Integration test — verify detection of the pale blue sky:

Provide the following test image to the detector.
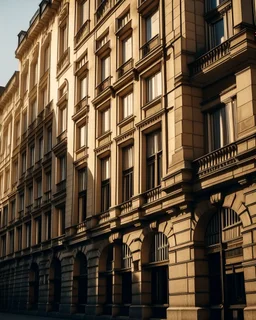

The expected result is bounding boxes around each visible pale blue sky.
[0,1,41,86]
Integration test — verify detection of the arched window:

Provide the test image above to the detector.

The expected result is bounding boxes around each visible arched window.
[142,232,169,319]
[73,252,88,313]
[205,208,246,319]
[49,258,61,312]
[28,263,39,310]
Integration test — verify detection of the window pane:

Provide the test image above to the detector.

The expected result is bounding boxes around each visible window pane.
[102,158,110,180]
[102,56,110,81]
[146,10,159,41]
[102,108,110,133]
[79,124,86,148]
[122,36,132,63]
[212,19,224,47]
[123,92,133,118]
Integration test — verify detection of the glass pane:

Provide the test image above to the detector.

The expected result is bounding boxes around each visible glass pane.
[212,19,224,47]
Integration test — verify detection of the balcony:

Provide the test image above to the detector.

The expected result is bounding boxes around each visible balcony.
[96,0,115,22]
[141,35,160,58]
[57,48,70,75]
[75,21,90,46]
[120,200,133,215]
[26,204,33,215]
[98,211,110,225]
[73,96,88,121]
[96,77,111,96]
[117,58,134,78]
[56,179,66,193]
[34,196,43,210]
[43,190,52,204]
[143,186,162,204]
[189,28,256,85]
[194,143,238,178]
[76,221,87,233]
[56,130,67,145]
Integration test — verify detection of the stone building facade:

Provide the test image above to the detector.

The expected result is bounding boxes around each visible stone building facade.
[0,0,256,319]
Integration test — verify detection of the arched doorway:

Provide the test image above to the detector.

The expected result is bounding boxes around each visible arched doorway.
[73,252,88,313]
[49,258,61,312]
[205,208,246,319]
[28,263,39,309]
[98,242,133,316]
[142,232,169,318]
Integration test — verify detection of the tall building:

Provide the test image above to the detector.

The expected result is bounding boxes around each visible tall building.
[0,0,256,319]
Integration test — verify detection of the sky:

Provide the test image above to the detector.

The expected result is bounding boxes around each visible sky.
[0,1,41,87]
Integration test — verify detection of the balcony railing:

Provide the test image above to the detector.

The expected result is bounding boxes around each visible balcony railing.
[141,35,160,57]
[120,200,132,215]
[96,0,115,21]
[44,190,52,203]
[98,211,110,224]
[117,58,134,78]
[143,186,162,204]
[96,76,111,95]
[190,40,231,76]
[56,179,66,193]
[34,196,42,209]
[74,96,88,115]
[75,20,90,45]
[57,48,70,74]
[77,221,87,233]
[194,143,238,177]
[56,130,67,144]
[26,204,33,215]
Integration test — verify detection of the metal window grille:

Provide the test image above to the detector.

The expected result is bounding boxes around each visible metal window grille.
[151,233,169,262]
[122,244,132,269]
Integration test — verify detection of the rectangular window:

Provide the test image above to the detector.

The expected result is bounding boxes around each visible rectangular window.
[30,99,37,123]
[45,211,51,240]
[19,193,24,213]
[77,0,89,30]
[122,36,132,64]
[78,124,87,149]
[29,145,35,167]
[13,161,18,184]
[78,76,87,101]
[17,226,22,251]
[59,155,66,181]
[42,86,48,109]
[9,230,14,254]
[101,56,110,82]
[31,61,38,87]
[207,99,236,152]
[59,107,67,133]
[43,45,50,73]
[147,71,162,102]
[146,130,162,190]
[59,22,68,57]
[78,168,87,222]
[101,108,110,134]
[35,216,42,245]
[3,206,8,227]
[23,111,27,133]
[11,200,16,221]
[28,186,33,205]
[101,157,110,212]
[21,152,26,173]
[26,222,31,248]
[123,146,133,201]
[1,235,6,257]
[210,19,224,47]
[146,10,159,42]
[47,127,52,152]
[118,11,130,30]
[38,137,44,159]
[15,120,20,146]
[207,0,225,11]
[58,207,65,236]
[122,92,133,119]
